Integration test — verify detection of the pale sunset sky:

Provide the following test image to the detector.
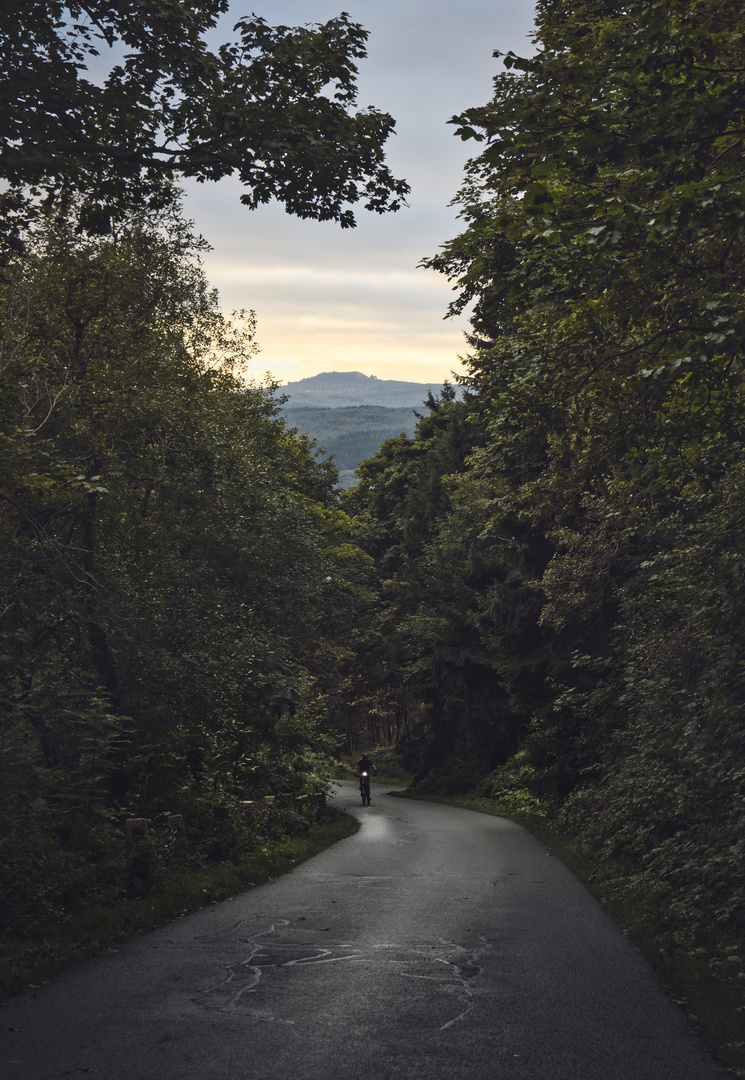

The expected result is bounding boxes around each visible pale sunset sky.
[181,1,537,386]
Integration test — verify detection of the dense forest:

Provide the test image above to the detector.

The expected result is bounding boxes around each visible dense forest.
[281,376,453,487]
[341,0,745,1020]
[0,1,405,931]
[284,405,420,487]
[2,0,744,1038]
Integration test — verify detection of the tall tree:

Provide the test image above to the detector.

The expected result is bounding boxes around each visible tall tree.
[340,389,538,786]
[0,207,356,927]
[419,0,745,984]
[424,0,745,741]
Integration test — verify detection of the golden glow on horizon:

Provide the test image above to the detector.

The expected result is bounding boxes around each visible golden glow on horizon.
[209,258,471,385]
[252,314,468,384]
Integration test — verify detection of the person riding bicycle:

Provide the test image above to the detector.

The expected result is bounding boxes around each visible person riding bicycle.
[354,752,377,804]
[355,752,377,778]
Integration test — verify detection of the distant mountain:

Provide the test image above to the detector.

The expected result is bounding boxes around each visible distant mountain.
[280,370,447,410]
[279,372,459,488]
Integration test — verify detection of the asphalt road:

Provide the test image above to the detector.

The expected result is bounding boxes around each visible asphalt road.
[1,782,727,1080]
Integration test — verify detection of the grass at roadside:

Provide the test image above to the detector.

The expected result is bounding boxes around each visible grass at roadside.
[0,808,358,1003]
[395,789,745,1075]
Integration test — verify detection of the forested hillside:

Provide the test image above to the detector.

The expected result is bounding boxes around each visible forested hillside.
[281,375,453,488]
[339,0,745,1040]
[0,1,405,934]
[284,406,419,487]
[281,371,446,409]
[0,209,363,927]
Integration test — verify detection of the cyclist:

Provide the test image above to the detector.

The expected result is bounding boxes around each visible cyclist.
[354,752,377,804]
[355,751,377,777]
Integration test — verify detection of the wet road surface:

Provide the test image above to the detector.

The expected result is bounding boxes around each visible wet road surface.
[0,782,727,1079]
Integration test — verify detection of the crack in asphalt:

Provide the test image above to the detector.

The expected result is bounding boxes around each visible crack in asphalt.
[194,920,492,1035]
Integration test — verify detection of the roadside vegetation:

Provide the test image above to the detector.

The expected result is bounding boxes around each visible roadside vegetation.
[0,0,398,983]
[0,809,357,1002]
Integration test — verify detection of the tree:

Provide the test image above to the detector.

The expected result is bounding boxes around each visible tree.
[0,206,359,927]
[418,0,745,989]
[0,2,408,232]
[339,389,537,786]
[424,0,745,737]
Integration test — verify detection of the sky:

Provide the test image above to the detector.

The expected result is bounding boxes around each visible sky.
[180,1,537,386]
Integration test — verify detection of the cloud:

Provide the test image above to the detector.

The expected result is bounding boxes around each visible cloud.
[184,1,536,382]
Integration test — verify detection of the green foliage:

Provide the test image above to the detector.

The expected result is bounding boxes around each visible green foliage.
[478,751,550,818]
[339,387,534,780]
[0,2,408,232]
[284,406,419,476]
[1,808,358,1001]
[407,0,745,1018]
[0,205,358,930]
[344,0,745,1038]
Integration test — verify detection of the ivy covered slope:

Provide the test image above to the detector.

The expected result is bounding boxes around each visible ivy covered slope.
[346,0,745,1011]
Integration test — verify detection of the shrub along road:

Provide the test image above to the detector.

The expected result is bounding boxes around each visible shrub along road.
[0,784,726,1079]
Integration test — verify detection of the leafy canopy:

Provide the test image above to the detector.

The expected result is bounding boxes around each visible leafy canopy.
[0,1,409,230]
[411,0,745,1014]
[0,205,362,926]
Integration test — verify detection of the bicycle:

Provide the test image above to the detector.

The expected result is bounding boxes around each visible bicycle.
[359,770,371,806]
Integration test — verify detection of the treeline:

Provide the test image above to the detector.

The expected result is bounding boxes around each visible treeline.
[341,0,745,1002]
[286,406,419,473]
[0,1,416,938]
[0,210,365,928]
[0,2,410,933]
[4,1,745,1017]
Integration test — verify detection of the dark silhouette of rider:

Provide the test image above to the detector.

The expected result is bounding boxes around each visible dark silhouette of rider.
[355,751,377,777]
[355,752,377,804]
